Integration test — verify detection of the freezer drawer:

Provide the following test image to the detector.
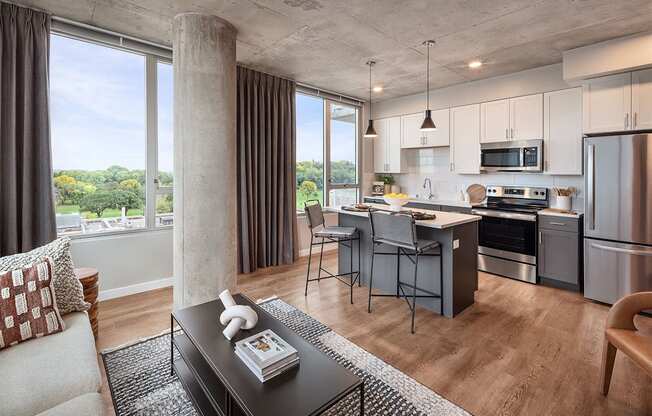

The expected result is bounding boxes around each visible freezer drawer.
[584,238,652,304]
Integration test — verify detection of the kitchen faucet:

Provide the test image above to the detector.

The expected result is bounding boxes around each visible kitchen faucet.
[422,177,434,200]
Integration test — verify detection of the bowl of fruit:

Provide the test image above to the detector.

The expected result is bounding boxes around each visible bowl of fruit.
[383,193,410,211]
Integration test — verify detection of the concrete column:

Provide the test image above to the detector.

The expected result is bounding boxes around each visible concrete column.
[173,13,237,308]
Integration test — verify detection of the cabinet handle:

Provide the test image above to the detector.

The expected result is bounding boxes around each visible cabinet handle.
[549,222,566,226]
[634,112,638,128]
[625,113,629,129]
[505,128,508,139]
[539,231,542,245]
[510,128,514,139]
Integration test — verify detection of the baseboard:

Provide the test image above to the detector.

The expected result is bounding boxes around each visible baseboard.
[298,243,337,258]
[99,277,173,301]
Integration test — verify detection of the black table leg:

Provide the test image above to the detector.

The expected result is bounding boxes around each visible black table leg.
[360,382,365,415]
[170,314,174,376]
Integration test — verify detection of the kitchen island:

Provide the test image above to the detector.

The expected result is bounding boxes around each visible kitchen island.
[325,204,480,318]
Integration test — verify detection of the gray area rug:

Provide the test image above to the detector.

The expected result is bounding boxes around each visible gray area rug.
[102,298,470,416]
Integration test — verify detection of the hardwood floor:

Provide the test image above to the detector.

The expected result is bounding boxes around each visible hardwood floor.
[97,252,652,416]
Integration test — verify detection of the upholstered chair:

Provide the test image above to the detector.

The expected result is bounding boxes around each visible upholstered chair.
[600,292,652,395]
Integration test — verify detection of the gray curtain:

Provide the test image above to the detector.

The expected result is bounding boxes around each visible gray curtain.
[237,67,298,273]
[0,2,56,256]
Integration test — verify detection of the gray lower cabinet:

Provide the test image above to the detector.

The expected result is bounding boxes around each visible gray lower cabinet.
[538,215,583,291]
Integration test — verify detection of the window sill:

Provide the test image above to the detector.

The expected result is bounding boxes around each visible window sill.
[63,225,173,241]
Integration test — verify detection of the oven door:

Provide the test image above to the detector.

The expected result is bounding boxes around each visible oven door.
[473,209,537,264]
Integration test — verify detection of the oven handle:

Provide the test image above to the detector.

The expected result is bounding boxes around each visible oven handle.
[471,209,537,222]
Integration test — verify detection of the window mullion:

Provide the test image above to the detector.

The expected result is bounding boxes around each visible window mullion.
[145,55,158,229]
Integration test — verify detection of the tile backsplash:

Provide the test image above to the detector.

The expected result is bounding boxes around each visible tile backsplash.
[390,147,584,211]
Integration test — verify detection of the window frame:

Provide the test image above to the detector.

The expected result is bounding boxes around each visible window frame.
[49,30,173,238]
[295,92,362,213]
[324,100,360,206]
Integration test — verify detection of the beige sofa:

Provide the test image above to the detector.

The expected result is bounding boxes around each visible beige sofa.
[0,311,104,416]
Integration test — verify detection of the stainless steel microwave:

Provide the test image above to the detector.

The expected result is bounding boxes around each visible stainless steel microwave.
[480,139,543,172]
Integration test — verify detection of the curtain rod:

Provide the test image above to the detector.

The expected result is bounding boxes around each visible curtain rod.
[51,15,366,104]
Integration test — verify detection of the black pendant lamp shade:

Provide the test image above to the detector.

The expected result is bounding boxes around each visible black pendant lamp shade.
[420,40,437,132]
[364,60,378,138]
[364,119,377,138]
[420,109,436,131]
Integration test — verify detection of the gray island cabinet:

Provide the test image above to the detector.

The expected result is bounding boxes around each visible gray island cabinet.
[325,204,480,318]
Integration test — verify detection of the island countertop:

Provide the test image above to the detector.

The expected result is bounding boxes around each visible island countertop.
[324,203,481,229]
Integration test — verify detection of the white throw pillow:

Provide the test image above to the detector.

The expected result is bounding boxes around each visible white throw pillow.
[0,238,89,315]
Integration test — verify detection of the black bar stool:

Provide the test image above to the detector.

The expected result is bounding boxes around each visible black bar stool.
[367,210,443,333]
[304,200,361,304]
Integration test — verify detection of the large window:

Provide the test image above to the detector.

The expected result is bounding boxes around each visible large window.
[50,33,172,236]
[296,93,359,211]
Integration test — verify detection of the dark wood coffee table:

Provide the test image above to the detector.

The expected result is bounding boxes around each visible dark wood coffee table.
[170,294,363,416]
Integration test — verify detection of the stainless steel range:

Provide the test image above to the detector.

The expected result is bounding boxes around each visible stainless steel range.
[471,186,548,283]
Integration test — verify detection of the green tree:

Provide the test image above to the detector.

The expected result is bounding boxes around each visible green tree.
[156,194,173,214]
[69,181,97,206]
[119,178,141,192]
[111,189,143,216]
[80,192,114,218]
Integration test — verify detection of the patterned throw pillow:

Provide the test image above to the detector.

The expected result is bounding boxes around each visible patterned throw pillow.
[0,259,66,350]
[0,238,89,315]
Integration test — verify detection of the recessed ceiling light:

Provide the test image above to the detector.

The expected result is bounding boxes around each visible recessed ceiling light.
[468,60,483,69]
[373,86,383,92]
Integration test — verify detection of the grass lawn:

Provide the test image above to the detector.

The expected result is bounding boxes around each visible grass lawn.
[56,204,144,219]
[296,190,323,211]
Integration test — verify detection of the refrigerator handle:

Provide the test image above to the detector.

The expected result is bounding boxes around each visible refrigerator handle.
[587,143,595,230]
[591,243,652,257]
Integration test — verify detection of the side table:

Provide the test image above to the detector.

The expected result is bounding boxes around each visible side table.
[74,267,99,339]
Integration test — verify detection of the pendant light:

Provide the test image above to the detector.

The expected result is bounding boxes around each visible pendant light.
[420,40,437,132]
[363,60,378,138]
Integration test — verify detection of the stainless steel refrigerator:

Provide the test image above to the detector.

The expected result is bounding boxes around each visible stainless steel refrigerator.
[583,131,652,304]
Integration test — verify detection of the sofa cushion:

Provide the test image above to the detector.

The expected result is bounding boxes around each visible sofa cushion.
[0,312,101,416]
[35,393,106,416]
[0,259,66,350]
[0,237,89,315]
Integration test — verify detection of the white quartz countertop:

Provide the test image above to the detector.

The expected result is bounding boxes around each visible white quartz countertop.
[363,195,475,208]
[538,209,584,218]
[325,203,481,229]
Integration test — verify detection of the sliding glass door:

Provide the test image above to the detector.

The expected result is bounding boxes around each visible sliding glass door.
[296,94,360,210]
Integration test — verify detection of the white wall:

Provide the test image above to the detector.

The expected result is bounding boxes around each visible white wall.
[70,228,173,300]
[370,63,584,211]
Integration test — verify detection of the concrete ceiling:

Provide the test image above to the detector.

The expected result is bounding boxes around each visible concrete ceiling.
[13,0,652,101]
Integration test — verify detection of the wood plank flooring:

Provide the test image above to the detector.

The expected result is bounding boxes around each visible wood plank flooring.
[97,252,652,416]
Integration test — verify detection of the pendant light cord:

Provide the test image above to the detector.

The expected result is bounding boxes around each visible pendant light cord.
[426,43,430,111]
[369,62,372,116]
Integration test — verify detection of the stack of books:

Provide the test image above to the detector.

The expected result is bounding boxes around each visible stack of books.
[234,329,299,382]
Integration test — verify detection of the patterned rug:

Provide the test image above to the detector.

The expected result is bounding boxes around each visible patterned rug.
[102,298,470,416]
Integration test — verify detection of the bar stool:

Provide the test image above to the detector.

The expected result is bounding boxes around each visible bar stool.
[367,210,443,333]
[304,200,361,304]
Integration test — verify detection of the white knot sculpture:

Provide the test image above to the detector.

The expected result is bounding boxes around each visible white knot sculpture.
[219,289,258,340]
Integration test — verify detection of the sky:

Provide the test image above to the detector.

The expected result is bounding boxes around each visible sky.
[50,35,355,174]
[50,34,173,173]
[296,93,357,163]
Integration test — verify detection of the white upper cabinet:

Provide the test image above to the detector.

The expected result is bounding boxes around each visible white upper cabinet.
[373,118,388,173]
[481,94,542,142]
[373,116,403,173]
[400,113,424,148]
[632,68,652,130]
[480,99,510,143]
[386,116,403,172]
[450,104,480,174]
[401,108,450,148]
[583,73,632,133]
[510,94,543,140]
[425,108,450,147]
[544,88,583,175]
